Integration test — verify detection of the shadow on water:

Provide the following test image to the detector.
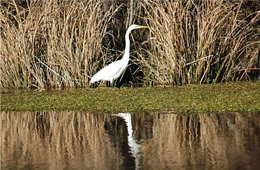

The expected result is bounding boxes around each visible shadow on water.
[1,112,260,170]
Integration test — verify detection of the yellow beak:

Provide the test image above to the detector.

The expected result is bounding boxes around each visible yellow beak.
[137,25,148,28]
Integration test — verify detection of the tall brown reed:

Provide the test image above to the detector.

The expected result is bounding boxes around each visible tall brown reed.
[1,0,259,88]
[0,0,114,88]
[139,0,259,85]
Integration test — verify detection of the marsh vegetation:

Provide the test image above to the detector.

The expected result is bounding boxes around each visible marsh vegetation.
[2,82,260,113]
[2,2,259,170]
[1,0,259,88]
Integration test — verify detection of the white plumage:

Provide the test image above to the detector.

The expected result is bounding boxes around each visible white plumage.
[90,24,148,85]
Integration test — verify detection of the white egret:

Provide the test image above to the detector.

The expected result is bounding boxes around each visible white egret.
[90,24,148,86]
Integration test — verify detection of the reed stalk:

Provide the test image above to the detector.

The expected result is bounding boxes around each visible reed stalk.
[0,0,114,88]
[139,0,259,85]
[1,0,259,88]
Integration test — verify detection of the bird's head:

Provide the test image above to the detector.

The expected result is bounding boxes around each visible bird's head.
[128,24,148,31]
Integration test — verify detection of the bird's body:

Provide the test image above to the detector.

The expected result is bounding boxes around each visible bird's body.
[90,59,127,84]
[90,24,148,86]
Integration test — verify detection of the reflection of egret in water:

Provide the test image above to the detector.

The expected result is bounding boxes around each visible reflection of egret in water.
[2,112,259,170]
[113,113,142,170]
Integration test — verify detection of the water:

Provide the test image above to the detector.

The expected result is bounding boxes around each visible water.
[1,112,260,170]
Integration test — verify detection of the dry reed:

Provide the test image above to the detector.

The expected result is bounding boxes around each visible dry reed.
[0,0,114,88]
[1,0,259,88]
[139,0,259,85]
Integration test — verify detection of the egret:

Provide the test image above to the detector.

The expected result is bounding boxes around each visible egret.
[90,24,148,86]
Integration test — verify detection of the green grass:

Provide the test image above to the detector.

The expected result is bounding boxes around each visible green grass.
[1,82,260,113]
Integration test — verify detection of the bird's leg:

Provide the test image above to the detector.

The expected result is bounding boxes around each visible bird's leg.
[110,80,114,87]
[106,80,111,87]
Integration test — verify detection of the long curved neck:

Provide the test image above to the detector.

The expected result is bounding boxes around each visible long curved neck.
[122,29,131,63]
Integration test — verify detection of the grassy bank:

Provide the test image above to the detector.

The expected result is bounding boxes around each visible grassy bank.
[1,0,259,88]
[1,82,260,113]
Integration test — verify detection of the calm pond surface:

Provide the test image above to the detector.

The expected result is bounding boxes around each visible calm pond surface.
[1,112,260,170]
